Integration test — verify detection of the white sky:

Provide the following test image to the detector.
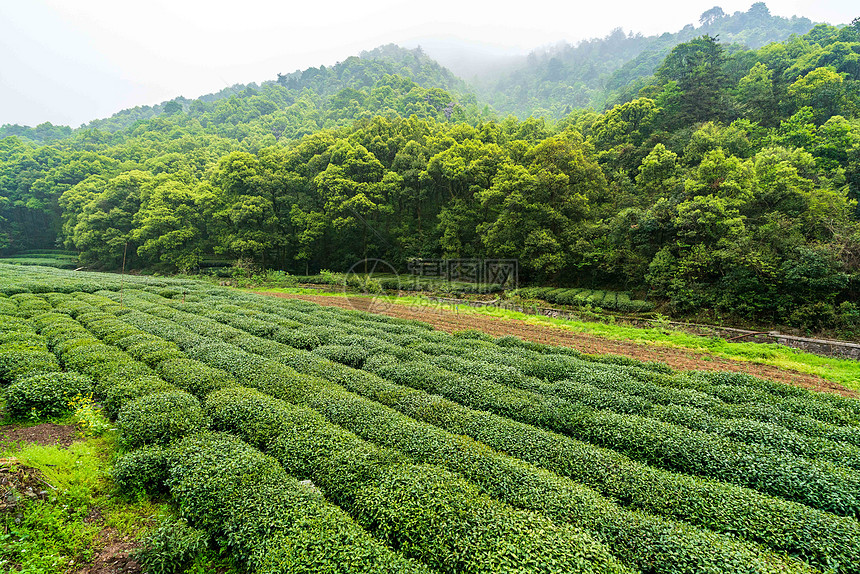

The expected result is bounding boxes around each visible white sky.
[0,0,855,127]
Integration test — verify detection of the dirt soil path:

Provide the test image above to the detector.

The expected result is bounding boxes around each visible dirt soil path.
[258,292,856,398]
[0,423,79,448]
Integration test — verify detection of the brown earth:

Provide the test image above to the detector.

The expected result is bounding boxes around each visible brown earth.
[0,423,80,448]
[73,527,141,574]
[0,425,144,574]
[258,292,857,398]
[0,456,54,511]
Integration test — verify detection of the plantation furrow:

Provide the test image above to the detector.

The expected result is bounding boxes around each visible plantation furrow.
[97,295,823,573]
[442,346,860,446]
[138,292,860,479]
[400,351,860,470]
[119,432,433,574]
[146,293,860,519]
[0,302,62,387]
[368,355,860,516]
[68,297,634,574]
[204,385,632,574]
[100,288,860,572]
[226,294,860,439]
[546,376,860,469]
[23,295,434,574]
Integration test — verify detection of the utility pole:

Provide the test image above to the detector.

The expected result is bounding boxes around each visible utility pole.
[120,242,128,307]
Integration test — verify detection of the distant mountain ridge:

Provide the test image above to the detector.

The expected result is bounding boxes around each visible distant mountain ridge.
[0,44,474,144]
[474,2,817,117]
[0,2,834,142]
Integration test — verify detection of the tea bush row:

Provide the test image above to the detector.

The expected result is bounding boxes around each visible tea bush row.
[205,386,629,574]
[107,294,860,572]
[119,432,431,574]
[73,294,632,574]
[419,352,860,468]
[512,287,653,313]
[29,295,431,574]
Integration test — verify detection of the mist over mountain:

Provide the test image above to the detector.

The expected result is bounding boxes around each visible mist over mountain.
[478,2,817,117]
[402,36,528,83]
[1,2,825,136]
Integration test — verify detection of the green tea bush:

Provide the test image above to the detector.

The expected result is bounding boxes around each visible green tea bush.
[312,344,372,368]
[9,293,52,317]
[5,371,94,418]
[205,387,629,574]
[511,287,653,312]
[0,345,60,385]
[280,380,817,574]
[97,374,176,419]
[369,357,860,518]
[122,338,186,367]
[0,298,18,316]
[98,289,860,571]
[157,359,237,397]
[0,315,30,332]
[135,516,208,574]
[117,390,206,448]
[546,375,860,470]
[112,444,170,495]
[687,370,860,419]
[166,432,429,573]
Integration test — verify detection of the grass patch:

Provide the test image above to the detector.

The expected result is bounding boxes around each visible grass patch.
[254,290,860,391]
[1,437,108,572]
[441,301,860,391]
[0,429,246,574]
[249,286,346,296]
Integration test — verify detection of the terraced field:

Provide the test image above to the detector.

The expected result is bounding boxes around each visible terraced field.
[2,264,860,573]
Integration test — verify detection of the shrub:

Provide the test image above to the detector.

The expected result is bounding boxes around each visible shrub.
[0,346,61,385]
[117,390,206,448]
[372,357,860,519]
[5,371,94,418]
[157,359,236,397]
[112,444,170,495]
[96,374,176,419]
[205,387,628,574]
[99,287,860,571]
[166,432,427,573]
[135,516,208,574]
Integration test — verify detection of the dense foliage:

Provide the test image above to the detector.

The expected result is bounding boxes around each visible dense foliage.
[2,7,860,332]
[3,265,860,573]
[477,3,816,117]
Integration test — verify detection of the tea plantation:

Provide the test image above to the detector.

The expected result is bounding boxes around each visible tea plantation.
[2,263,859,574]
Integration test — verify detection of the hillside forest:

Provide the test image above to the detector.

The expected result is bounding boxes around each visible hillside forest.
[2,7,860,334]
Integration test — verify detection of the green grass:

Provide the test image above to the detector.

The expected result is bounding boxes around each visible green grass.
[249,288,860,392]
[439,301,860,391]
[0,258,78,270]
[1,437,108,573]
[0,430,244,573]
[248,286,344,296]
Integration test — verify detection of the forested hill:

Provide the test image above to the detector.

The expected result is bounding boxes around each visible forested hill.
[2,14,860,334]
[477,2,816,118]
[0,44,477,144]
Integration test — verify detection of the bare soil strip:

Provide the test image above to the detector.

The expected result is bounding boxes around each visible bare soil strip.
[257,292,857,398]
[0,423,79,448]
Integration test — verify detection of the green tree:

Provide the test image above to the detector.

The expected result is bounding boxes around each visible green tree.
[735,62,780,126]
[656,35,729,127]
[70,171,151,268]
[788,67,847,123]
[131,178,214,272]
